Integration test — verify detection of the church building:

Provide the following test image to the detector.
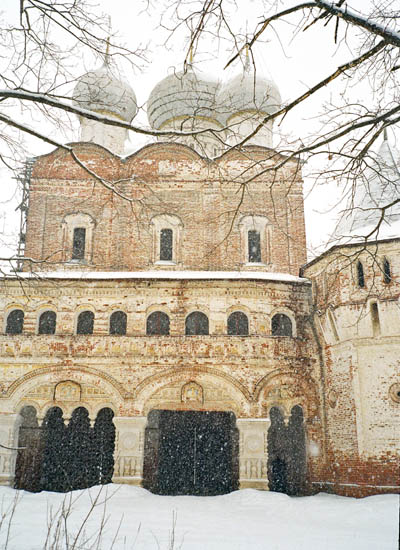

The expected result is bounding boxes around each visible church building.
[0,55,398,497]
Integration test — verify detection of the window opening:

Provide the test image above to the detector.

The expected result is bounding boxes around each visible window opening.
[109,311,127,335]
[248,230,261,263]
[328,310,339,342]
[147,311,170,335]
[160,228,173,261]
[370,302,381,337]
[6,309,24,334]
[72,227,86,260]
[185,312,209,335]
[383,257,391,284]
[38,311,56,335]
[227,311,249,336]
[271,313,292,337]
[76,311,94,335]
[357,261,365,288]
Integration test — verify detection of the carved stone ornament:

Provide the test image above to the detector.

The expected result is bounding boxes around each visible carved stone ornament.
[389,383,400,404]
[181,381,203,404]
[54,381,82,402]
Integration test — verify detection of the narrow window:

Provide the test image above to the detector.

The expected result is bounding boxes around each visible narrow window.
[146,311,170,335]
[328,310,339,342]
[371,302,381,337]
[271,313,292,337]
[6,310,24,334]
[357,261,365,288]
[109,311,127,335]
[248,230,261,263]
[185,312,209,335]
[160,229,173,261]
[72,227,86,260]
[383,257,391,284]
[38,311,56,335]
[227,311,249,336]
[76,311,94,335]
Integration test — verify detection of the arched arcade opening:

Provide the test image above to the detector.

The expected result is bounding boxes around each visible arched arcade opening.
[267,405,307,496]
[14,405,115,493]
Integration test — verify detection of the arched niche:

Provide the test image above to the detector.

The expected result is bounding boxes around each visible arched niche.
[8,366,127,418]
[135,367,251,417]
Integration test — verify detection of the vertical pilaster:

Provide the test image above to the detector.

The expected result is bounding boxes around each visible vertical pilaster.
[112,416,147,486]
[237,418,270,490]
[0,413,20,486]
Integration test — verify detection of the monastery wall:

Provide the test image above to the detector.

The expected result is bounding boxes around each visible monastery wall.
[302,241,400,496]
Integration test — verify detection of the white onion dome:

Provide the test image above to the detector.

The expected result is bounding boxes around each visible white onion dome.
[72,64,137,122]
[147,65,222,129]
[335,133,400,240]
[218,59,281,124]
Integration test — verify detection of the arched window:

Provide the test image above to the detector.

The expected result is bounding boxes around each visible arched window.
[61,213,95,263]
[38,311,56,335]
[160,228,173,261]
[357,261,365,288]
[370,302,381,337]
[248,230,261,263]
[72,227,86,260]
[239,215,270,265]
[76,311,94,335]
[6,309,24,334]
[185,311,209,335]
[151,214,182,265]
[147,311,170,335]
[383,257,391,284]
[227,311,249,336]
[109,311,127,335]
[271,313,292,337]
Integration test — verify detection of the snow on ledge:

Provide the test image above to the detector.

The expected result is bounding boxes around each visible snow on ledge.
[9,270,310,284]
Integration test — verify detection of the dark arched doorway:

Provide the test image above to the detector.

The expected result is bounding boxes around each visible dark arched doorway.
[267,405,307,496]
[267,407,288,494]
[40,407,69,492]
[92,407,115,485]
[143,410,239,496]
[286,405,307,495]
[14,406,43,492]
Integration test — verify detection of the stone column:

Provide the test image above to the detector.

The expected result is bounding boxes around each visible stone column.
[237,418,270,490]
[0,413,20,486]
[112,416,147,486]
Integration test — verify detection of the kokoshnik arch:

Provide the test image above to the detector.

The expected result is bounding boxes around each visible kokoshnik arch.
[0,52,398,497]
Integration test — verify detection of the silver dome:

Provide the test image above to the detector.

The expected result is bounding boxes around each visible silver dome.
[72,64,137,122]
[147,66,222,129]
[218,64,281,123]
[335,136,400,239]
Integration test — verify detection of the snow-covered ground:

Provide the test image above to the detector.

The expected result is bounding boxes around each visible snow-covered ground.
[0,485,398,550]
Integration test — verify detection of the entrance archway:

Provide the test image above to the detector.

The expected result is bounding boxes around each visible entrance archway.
[143,410,239,496]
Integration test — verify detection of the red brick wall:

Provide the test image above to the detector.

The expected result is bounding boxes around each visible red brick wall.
[24,143,307,275]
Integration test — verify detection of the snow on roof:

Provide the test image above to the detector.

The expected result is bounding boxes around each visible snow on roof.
[7,270,310,284]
